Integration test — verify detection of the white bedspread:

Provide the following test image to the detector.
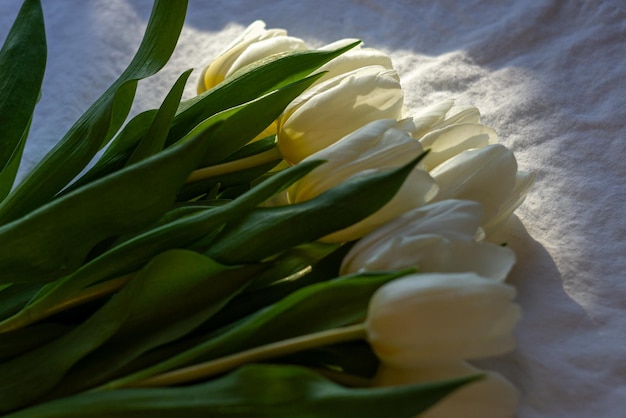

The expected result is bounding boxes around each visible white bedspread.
[1,1,624,417]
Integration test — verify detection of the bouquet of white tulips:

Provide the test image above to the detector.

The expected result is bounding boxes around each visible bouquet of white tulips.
[0,1,533,417]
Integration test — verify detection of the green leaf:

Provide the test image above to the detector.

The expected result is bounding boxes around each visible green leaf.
[0,0,189,225]
[45,250,266,397]
[126,69,192,165]
[104,271,408,388]
[62,109,158,194]
[0,0,46,202]
[5,364,479,418]
[206,155,424,264]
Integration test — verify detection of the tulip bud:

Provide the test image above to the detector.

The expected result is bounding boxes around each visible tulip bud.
[340,199,516,280]
[375,361,519,418]
[277,65,405,164]
[287,119,437,243]
[197,20,307,93]
[365,272,521,367]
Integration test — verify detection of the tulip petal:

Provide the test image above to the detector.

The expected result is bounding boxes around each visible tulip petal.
[225,36,308,79]
[433,104,482,129]
[483,170,535,236]
[410,99,455,138]
[315,46,394,83]
[431,144,517,222]
[419,123,498,171]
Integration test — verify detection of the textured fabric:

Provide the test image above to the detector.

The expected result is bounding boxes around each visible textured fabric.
[1,1,624,417]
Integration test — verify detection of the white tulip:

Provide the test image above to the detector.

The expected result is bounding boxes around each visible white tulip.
[409,100,491,169]
[340,199,516,281]
[430,143,534,231]
[277,65,405,164]
[197,20,307,93]
[288,119,437,243]
[365,272,521,367]
[375,361,519,418]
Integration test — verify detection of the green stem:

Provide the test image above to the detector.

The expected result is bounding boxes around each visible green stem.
[129,323,368,388]
[186,147,282,183]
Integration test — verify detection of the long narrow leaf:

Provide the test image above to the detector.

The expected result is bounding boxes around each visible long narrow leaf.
[0,0,46,202]
[5,364,478,418]
[126,69,192,165]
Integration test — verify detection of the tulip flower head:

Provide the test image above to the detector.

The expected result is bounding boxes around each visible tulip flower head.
[340,199,516,280]
[197,20,307,93]
[406,100,534,234]
[287,119,437,242]
[365,272,521,368]
[430,143,534,233]
[277,65,405,164]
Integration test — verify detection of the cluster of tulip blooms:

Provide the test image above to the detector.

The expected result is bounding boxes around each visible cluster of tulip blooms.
[0,2,532,416]
[190,21,534,417]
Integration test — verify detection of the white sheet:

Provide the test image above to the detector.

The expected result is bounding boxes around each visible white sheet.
[1,1,624,417]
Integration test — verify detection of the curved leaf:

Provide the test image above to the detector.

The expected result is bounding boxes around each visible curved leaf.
[5,365,478,418]
[0,0,46,201]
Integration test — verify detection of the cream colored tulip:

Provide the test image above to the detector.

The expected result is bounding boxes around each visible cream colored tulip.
[288,119,437,243]
[365,272,521,367]
[375,361,519,418]
[408,100,498,171]
[197,20,307,93]
[277,65,405,164]
[340,199,516,280]
[430,144,533,233]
